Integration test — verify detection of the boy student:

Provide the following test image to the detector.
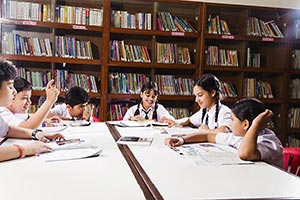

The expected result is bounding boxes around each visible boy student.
[48,86,93,121]
[0,59,64,162]
[0,77,61,129]
[165,98,284,168]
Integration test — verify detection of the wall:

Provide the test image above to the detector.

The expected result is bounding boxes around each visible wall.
[186,0,300,9]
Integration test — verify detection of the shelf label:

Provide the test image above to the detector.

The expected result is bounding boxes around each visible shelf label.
[22,21,37,26]
[73,25,87,30]
[221,35,234,40]
[262,37,274,42]
[171,32,185,36]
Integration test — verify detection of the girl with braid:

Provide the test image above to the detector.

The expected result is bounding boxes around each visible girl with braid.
[123,81,175,122]
[162,74,231,144]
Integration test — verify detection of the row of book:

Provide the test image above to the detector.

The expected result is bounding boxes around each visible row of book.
[17,67,100,93]
[291,49,300,69]
[2,32,53,57]
[287,135,300,147]
[156,43,191,64]
[165,107,190,119]
[220,81,237,98]
[4,1,51,22]
[111,10,151,30]
[110,40,151,62]
[246,47,261,67]
[109,73,149,94]
[243,78,273,98]
[206,14,231,35]
[157,12,196,32]
[205,46,239,66]
[56,5,103,26]
[288,107,300,128]
[295,19,300,39]
[290,78,300,99]
[154,75,194,95]
[247,17,284,38]
[54,36,93,59]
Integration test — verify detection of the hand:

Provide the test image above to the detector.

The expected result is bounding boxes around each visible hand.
[82,104,92,121]
[45,79,59,103]
[198,124,209,131]
[130,115,145,122]
[36,131,65,143]
[22,141,53,156]
[252,109,274,130]
[164,137,184,147]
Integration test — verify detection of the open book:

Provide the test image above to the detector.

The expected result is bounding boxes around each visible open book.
[118,120,168,127]
[63,120,91,127]
[40,139,102,162]
[117,136,153,146]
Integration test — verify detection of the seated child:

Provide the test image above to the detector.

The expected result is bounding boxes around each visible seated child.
[123,81,175,122]
[165,98,284,168]
[48,86,93,122]
[0,77,60,129]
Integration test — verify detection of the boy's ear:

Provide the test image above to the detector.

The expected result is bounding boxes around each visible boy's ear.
[66,104,72,109]
[243,119,250,130]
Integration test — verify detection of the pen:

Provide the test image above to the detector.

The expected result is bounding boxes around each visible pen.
[170,146,183,155]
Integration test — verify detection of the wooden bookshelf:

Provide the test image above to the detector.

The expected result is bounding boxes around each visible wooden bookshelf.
[1,0,300,145]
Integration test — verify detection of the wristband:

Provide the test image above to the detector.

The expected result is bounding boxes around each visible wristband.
[31,129,42,140]
[13,144,25,158]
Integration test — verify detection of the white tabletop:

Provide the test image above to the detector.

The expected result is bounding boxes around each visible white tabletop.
[116,125,300,200]
[0,123,145,200]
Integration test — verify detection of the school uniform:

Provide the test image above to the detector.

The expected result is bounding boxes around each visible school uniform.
[0,116,9,138]
[189,102,231,129]
[50,103,93,122]
[216,128,284,169]
[0,107,23,127]
[123,103,175,121]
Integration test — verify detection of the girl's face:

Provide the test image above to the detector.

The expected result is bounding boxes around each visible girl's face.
[0,80,17,107]
[193,85,216,110]
[140,89,157,110]
[10,90,32,113]
[230,113,247,136]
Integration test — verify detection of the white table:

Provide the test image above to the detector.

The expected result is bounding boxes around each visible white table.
[115,125,300,200]
[0,123,145,200]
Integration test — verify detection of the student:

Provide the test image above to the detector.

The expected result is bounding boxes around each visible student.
[123,81,175,122]
[162,73,231,134]
[165,98,284,168]
[0,59,64,162]
[48,86,93,121]
[0,77,60,129]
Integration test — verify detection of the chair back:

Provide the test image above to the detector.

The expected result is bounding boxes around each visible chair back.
[283,147,300,176]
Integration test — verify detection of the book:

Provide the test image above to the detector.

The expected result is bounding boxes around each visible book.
[63,120,91,127]
[40,138,102,162]
[118,120,168,127]
[117,136,153,146]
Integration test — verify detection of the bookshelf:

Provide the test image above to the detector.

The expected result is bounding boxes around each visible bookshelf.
[1,0,300,145]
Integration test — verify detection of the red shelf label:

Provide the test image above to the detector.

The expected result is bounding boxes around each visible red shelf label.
[22,21,37,26]
[73,25,87,30]
[262,37,274,42]
[171,32,185,36]
[221,35,234,40]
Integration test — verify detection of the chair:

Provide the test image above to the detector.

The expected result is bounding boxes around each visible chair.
[92,116,100,122]
[283,147,300,176]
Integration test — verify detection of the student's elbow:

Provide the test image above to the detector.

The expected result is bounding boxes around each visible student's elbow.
[238,148,261,161]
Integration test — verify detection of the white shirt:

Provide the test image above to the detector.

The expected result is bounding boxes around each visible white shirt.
[216,128,284,169]
[189,102,231,129]
[0,115,9,138]
[0,107,23,127]
[50,103,72,120]
[123,103,175,121]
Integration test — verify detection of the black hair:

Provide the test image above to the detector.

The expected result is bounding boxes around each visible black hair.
[13,77,33,93]
[231,98,265,126]
[0,60,17,88]
[65,86,90,107]
[134,81,159,121]
[194,74,223,128]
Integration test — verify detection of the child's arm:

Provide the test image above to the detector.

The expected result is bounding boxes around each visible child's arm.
[198,125,230,134]
[238,109,273,161]
[19,80,59,129]
[160,116,191,127]
[165,132,217,147]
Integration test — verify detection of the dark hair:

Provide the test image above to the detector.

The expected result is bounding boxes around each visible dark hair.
[134,81,159,121]
[0,60,17,88]
[65,86,90,107]
[13,77,33,93]
[194,74,223,128]
[231,98,265,126]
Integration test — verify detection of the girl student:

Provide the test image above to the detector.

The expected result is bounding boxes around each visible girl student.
[165,98,284,168]
[162,73,232,134]
[123,81,175,122]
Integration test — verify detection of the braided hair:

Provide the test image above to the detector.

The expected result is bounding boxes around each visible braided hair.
[194,74,223,128]
[134,81,159,121]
